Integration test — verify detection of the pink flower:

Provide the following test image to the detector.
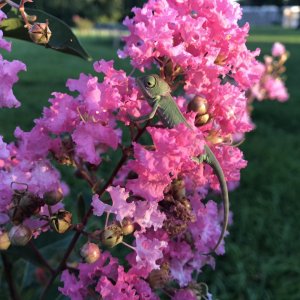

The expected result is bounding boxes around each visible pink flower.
[72,122,120,165]
[120,0,260,90]
[14,126,53,160]
[264,76,289,102]
[0,11,11,51]
[38,92,79,134]
[173,289,197,300]
[0,136,9,159]
[59,270,86,300]
[132,201,165,232]
[92,187,136,221]
[0,56,26,108]
[134,233,168,271]
[272,42,286,57]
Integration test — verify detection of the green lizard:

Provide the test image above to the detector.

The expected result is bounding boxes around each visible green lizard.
[130,74,229,254]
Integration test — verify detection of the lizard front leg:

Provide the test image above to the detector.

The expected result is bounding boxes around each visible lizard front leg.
[128,97,161,123]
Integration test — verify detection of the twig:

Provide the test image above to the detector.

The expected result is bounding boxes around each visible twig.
[1,252,21,300]
[28,240,55,275]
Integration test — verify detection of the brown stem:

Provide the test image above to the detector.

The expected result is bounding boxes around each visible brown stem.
[1,252,21,300]
[74,159,95,188]
[0,2,7,9]
[19,0,31,28]
[28,240,55,275]
[40,123,149,299]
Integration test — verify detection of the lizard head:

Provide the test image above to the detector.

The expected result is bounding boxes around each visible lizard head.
[136,74,171,99]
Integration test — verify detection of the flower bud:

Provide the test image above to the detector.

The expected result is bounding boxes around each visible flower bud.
[148,263,170,289]
[207,130,233,145]
[43,188,64,206]
[195,113,210,127]
[0,231,11,250]
[187,96,208,115]
[29,22,51,44]
[171,178,186,201]
[80,242,101,264]
[50,210,72,234]
[121,217,135,236]
[100,224,123,248]
[9,225,32,246]
[19,193,41,216]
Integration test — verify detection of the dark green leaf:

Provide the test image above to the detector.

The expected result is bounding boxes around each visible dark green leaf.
[6,244,50,269]
[1,3,11,14]
[0,7,92,60]
[77,193,86,222]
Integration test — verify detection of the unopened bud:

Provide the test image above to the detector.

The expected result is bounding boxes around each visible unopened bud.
[171,178,186,201]
[187,96,208,115]
[148,263,170,289]
[29,22,51,44]
[50,210,72,234]
[195,113,210,127]
[121,217,135,236]
[0,231,11,250]
[9,225,32,246]
[100,224,123,248]
[44,188,64,206]
[80,242,101,264]
[207,131,224,145]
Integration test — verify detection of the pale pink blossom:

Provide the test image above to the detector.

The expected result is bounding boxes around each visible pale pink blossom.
[0,136,9,159]
[0,56,26,108]
[0,11,11,51]
[264,76,289,102]
[134,233,168,271]
[272,42,286,57]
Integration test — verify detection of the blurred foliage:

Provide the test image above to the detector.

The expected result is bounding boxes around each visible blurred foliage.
[241,0,300,6]
[35,0,146,25]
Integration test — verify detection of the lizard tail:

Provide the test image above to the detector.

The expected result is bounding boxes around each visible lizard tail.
[202,145,229,255]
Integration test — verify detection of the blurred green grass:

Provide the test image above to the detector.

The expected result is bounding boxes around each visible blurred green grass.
[0,27,300,299]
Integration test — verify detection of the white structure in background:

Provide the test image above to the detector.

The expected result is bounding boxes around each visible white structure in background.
[282,6,300,28]
[241,6,281,26]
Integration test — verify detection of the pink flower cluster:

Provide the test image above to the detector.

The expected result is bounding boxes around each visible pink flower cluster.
[119,0,262,92]
[58,0,257,298]
[249,42,289,103]
[0,0,278,299]
[0,11,26,108]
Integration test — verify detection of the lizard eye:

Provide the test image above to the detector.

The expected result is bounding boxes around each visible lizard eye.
[145,76,156,88]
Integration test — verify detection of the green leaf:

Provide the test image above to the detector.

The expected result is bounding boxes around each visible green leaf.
[77,193,86,222]
[5,234,72,268]
[0,7,92,61]
[6,243,51,269]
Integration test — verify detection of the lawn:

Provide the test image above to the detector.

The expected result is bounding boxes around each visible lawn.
[1,27,300,299]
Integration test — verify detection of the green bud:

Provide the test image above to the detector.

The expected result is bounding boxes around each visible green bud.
[80,242,101,264]
[50,210,72,234]
[44,188,64,206]
[187,96,208,115]
[9,225,32,246]
[0,231,11,250]
[29,22,51,44]
[100,224,123,248]
[121,217,135,236]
